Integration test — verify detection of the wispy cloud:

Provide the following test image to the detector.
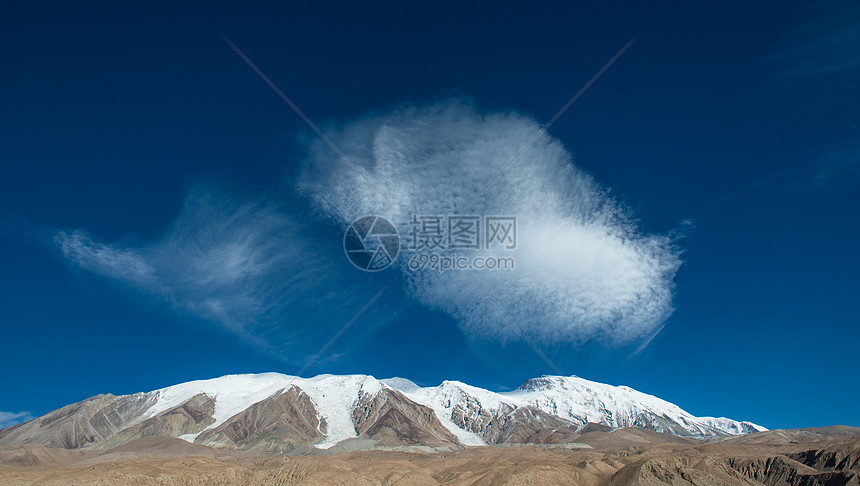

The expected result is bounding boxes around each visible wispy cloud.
[812,141,860,189]
[55,186,399,360]
[753,1,860,194]
[0,411,33,429]
[777,1,860,79]
[713,140,860,204]
[717,2,860,204]
[56,231,157,288]
[55,100,683,356]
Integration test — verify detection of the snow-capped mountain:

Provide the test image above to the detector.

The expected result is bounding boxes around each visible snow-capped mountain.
[388,376,765,445]
[0,373,765,453]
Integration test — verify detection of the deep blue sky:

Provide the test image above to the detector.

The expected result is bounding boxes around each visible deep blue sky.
[1,0,858,431]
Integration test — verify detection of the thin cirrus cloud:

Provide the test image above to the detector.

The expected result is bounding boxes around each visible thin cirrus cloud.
[55,99,682,358]
[0,411,33,429]
[775,2,860,190]
[55,189,398,359]
[721,3,860,201]
[777,1,860,79]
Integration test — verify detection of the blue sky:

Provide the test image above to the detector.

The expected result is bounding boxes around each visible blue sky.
[1,0,858,431]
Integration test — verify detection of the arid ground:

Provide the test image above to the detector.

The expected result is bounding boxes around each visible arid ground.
[1,426,858,485]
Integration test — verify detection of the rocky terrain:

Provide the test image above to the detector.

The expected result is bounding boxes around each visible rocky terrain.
[0,426,857,485]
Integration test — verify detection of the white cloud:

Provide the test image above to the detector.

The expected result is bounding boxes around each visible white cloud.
[55,100,682,355]
[0,411,33,429]
[299,101,682,345]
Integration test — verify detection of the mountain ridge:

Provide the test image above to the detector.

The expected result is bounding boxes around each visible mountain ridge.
[0,372,766,452]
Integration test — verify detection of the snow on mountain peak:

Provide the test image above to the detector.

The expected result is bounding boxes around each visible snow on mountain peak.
[380,377,421,393]
[141,373,393,449]
[127,372,764,449]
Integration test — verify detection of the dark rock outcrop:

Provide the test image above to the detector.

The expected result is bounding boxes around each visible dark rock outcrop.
[196,387,325,454]
[352,388,460,447]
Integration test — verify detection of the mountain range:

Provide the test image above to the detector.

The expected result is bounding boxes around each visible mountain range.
[0,373,765,453]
